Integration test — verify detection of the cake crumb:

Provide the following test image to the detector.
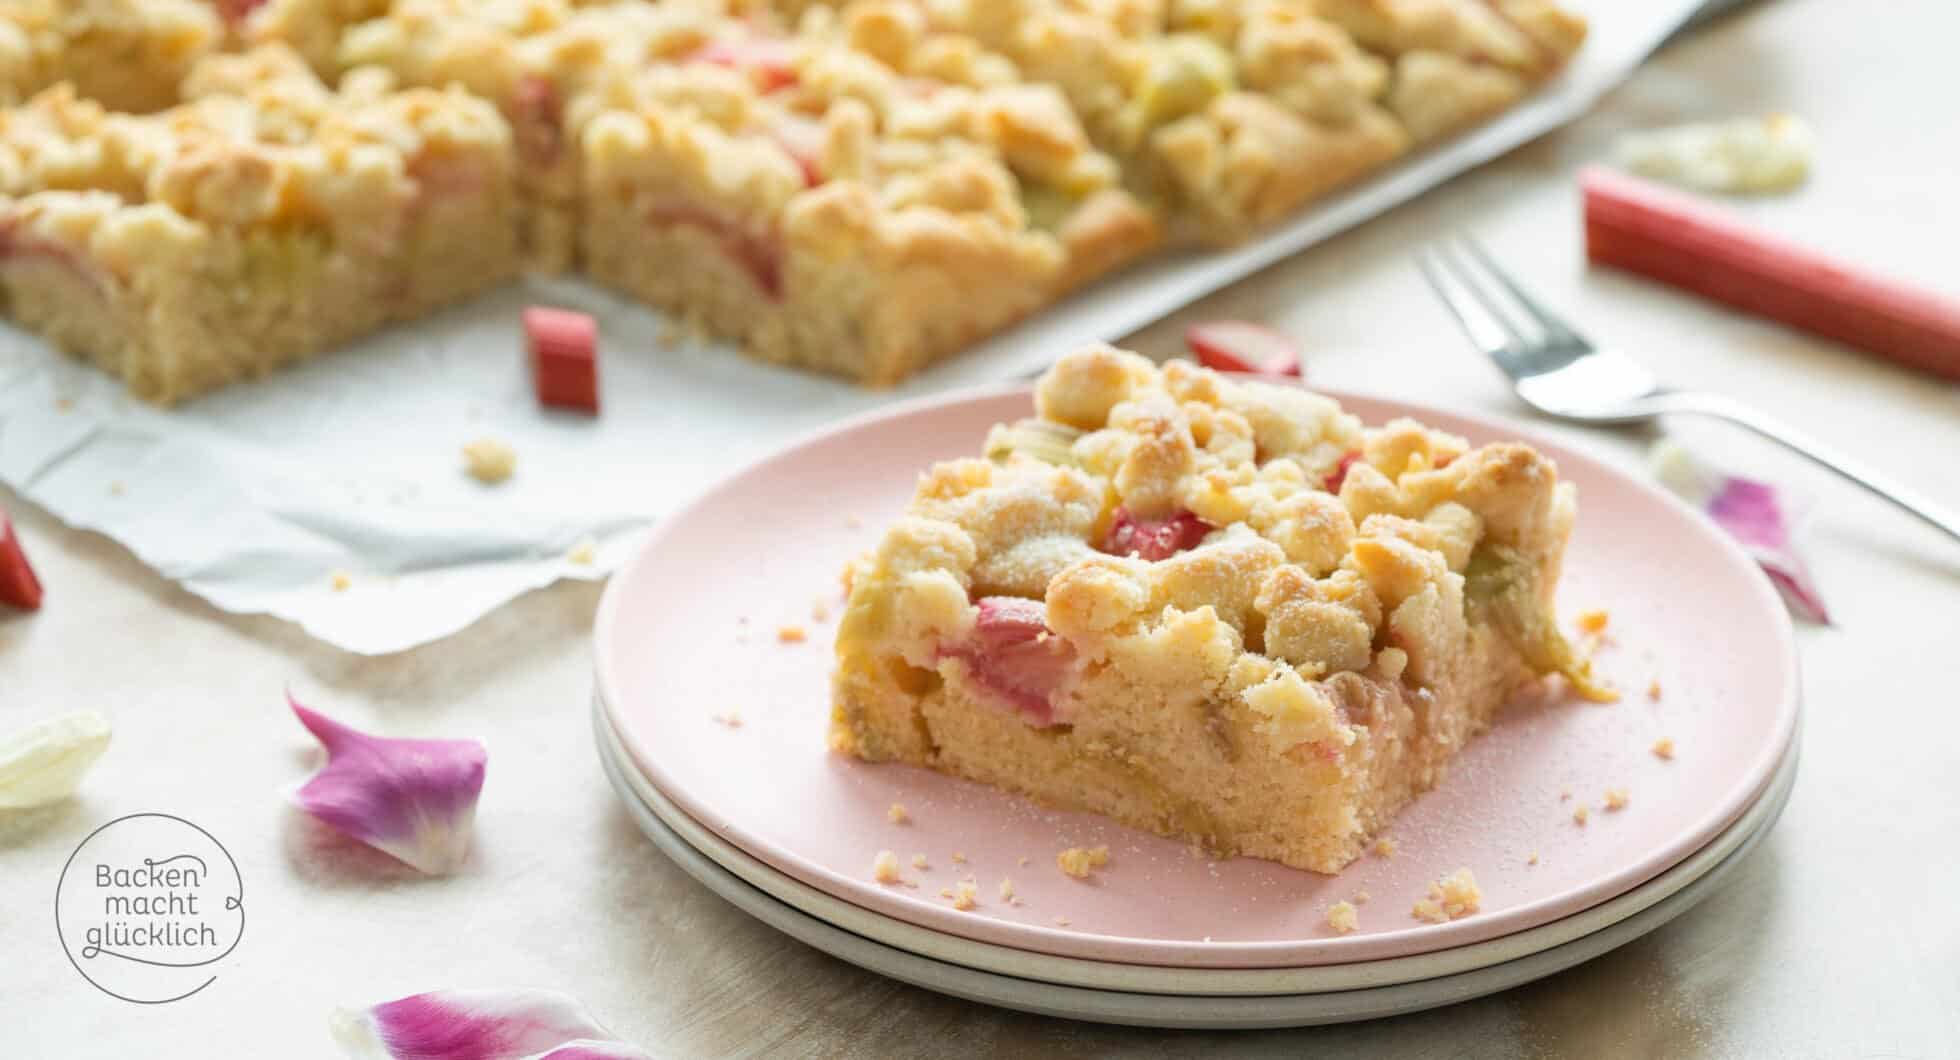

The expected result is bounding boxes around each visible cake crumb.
[1652,737,1676,760]
[567,537,598,566]
[1326,900,1360,934]
[871,850,901,884]
[777,625,807,643]
[1559,789,1572,802]
[1646,679,1663,701]
[1053,916,1070,926]
[1057,845,1110,879]
[911,854,930,870]
[55,397,74,412]
[812,600,830,622]
[1576,608,1609,634]
[847,514,864,529]
[1573,805,1590,825]
[951,851,967,864]
[1372,838,1398,859]
[713,711,743,729]
[887,803,910,825]
[462,438,516,484]
[1017,856,1030,867]
[1528,852,1540,866]
[108,480,127,496]
[330,570,353,592]
[998,878,1015,901]
[1604,787,1630,811]
[1411,868,1482,923]
[939,887,955,899]
[951,880,978,911]
[1352,890,1370,905]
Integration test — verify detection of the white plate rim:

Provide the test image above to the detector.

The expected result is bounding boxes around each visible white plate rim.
[594,694,1800,997]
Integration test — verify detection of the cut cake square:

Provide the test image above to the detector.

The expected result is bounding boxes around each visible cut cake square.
[829,345,1606,872]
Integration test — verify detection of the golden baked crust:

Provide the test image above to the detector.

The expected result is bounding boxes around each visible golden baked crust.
[830,346,1603,872]
[0,0,221,113]
[0,46,518,403]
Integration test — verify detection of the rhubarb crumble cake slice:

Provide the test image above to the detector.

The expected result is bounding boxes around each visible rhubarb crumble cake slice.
[0,45,518,403]
[830,345,1604,873]
[576,7,1158,383]
[0,0,221,113]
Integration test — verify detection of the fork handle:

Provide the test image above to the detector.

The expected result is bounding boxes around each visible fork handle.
[1654,391,1960,544]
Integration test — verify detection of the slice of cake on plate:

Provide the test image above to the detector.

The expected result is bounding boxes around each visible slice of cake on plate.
[0,44,518,403]
[830,345,1605,873]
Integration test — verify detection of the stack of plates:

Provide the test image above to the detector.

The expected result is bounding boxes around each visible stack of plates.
[592,386,1802,1029]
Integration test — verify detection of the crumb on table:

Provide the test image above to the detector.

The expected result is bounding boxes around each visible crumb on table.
[777,625,808,643]
[330,570,353,592]
[1646,679,1663,701]
[713,710,742,729]
[872,850,901,884]
[1411,868,1481,923]
[1528,852,1540,866]
[887,803,910,825]
[1057,845,1111,879]
[1573,804,1590,826]
[462,438,517,484]
[1576,608,1610,634]
[1373,838,1399,858]
[1326,900,1360,934]
[1604,787,1630,811]
[812,600,831,622]
[1652,737,1676,760]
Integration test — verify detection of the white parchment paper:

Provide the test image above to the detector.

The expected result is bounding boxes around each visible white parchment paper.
[0,0,1704,654]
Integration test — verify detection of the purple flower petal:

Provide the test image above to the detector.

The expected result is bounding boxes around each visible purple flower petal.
[291,694,487,875]
[330,989,648,1060]
[1651,442,1831,624]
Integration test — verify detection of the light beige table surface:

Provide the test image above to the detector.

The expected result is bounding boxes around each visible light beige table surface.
[4,0,1957,1055]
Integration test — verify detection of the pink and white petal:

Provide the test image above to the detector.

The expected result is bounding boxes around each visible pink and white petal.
[330,989,632,1060]
[291,695,488,875]
[1650,441,1830,624]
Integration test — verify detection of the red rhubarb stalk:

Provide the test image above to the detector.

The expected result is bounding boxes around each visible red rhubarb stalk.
[1581,165,1960,381]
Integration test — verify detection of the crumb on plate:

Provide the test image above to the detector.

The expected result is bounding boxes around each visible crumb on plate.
[1577,608,1610,634]
[872,850,901,884]
[330,570,353,592]
[1326,901,1359,934]
[1373,838,1398,858]
[951,851,967,864]
[1652,737,1675,760]
[714,710,743,728]
[567,537,598,566]
[887,803,910,825]
[1647,679,1663,701]
[1411,868,1481,923]
[1352,890,1370,905]
[1528,852,1540,866]
[1604,787,1630,811]
[951,880,978,911]
[777,625,807,643]
[1573,805,1590,825]
[911,854,930,870]
[998,878,1015,901]
[1057,845,1110,879]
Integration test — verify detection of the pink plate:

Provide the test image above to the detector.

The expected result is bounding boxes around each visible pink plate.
[594,385,1800,969]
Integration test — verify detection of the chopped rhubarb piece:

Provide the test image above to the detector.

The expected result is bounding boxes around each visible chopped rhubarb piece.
[1324,451,1362,494]
[524,307,599,414]
[214,0,268,27]
[1185,321,1304,377]
[511,75,565,167]
[771,115,825,187]
[0,510,44,611]
[644,204,784,298]
[940,597,1076,724]
[1582,165,1960,381]
[1102,508,1213,561]
[689,37,800,94]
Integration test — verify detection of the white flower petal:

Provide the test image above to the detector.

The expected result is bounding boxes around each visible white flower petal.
[0,710,111,809]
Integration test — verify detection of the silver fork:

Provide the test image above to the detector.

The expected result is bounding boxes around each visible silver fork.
[1419,237,1960,545]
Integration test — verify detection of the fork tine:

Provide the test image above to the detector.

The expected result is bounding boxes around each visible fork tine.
[1455,236,1589,346]
[1417,246,1520,357]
